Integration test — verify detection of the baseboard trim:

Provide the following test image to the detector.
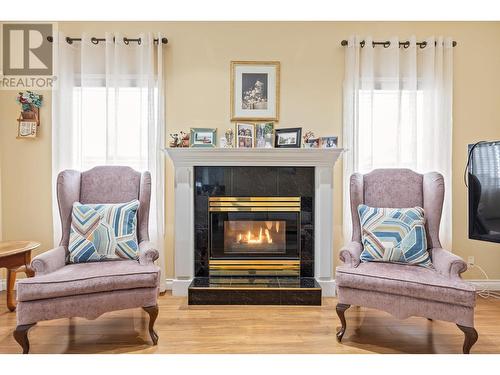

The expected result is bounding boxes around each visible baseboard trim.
[171,279,192,296]
[468,279,500,291]
[316,279,336,297]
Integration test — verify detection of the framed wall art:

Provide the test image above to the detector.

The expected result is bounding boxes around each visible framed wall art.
[230,61,280,122]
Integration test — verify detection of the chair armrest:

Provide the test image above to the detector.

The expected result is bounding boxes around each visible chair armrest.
[139,241,159,265]
[339,241,363,268]
[431,247,467,279]
[31,246,66,275]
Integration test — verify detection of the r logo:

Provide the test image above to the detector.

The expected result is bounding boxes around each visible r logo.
[2,23,53,76]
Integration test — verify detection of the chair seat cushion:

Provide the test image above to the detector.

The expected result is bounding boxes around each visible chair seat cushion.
[336,262,476,308]
[16,260,160,302]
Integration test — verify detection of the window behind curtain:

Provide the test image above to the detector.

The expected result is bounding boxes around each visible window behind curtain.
[73,86,155,171]
[357,89,424,173]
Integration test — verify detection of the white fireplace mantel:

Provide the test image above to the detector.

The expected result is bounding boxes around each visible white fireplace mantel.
[164,148,344,297]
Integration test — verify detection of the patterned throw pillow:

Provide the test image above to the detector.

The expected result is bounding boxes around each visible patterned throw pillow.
[358,204,432,268]
[69,200,140,263]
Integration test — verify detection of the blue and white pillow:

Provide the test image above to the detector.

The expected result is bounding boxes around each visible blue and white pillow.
[68,200,140,263]
[358,204,432,268]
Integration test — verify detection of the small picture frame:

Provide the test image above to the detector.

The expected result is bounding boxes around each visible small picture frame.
[255,122,274,148]
[236,122,255,148]
[304,138,320,148]
[274,127,302,148]
[320,136,338,149]
[190,128,217,148]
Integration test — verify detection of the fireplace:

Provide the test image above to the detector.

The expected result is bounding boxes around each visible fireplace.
[165,147,343,300]
[187,166,322,304]
[209,197,300,276]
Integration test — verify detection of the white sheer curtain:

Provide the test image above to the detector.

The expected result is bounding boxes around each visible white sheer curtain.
[343,35,453,249]
[52,32,166,291]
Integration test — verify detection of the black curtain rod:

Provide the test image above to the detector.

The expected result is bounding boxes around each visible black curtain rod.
[46,36,168,45]
[340,39,457,48]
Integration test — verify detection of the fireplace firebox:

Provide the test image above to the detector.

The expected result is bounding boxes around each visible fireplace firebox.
[209,197,300,276]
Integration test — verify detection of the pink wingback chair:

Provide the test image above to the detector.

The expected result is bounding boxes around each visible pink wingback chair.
[14,166,160,353]
[336,169,478,353]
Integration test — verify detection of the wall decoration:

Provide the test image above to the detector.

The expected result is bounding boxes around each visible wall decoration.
[17,113,38,138]
[231,61,280,121]
[16,91,42,139]
[274,127,302,148]
[255,122,274,148]
[190,128,217,148]
[236,123,255,148]
[320,136,338,148]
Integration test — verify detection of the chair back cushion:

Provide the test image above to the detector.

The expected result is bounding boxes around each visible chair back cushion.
[57,166,151,248]
[358,204,432,268]
[68,200,140,263]
[363,169,423,208]
[80,166,141,204]
[350,169,444,249]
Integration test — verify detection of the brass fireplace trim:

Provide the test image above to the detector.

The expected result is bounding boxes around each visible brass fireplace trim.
[209,196,301,212]
[209,259,300,277]
[210,197,301,202]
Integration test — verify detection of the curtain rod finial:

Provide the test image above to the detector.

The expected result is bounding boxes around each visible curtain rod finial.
[341,40,348,46]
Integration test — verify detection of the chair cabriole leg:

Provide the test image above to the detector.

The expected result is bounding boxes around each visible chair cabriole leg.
[13,323,36,354]
[335,303,351,342]
[457,324,478,354]
[143,305,159,345]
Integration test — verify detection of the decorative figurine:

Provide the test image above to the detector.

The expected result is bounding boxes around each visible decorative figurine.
[180,131,190,147]
[302,130,319,148]
[169,133,180,147]
[303,130,315,145]
[225,128,234,148]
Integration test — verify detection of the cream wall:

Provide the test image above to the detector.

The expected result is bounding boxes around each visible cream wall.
[1,21,499,282]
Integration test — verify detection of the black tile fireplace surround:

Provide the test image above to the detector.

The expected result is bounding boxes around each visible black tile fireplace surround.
[194,166,315,277]
[190,166,321,305]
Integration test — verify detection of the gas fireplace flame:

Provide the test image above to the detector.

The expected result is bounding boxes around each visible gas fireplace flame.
[236,227,273,244]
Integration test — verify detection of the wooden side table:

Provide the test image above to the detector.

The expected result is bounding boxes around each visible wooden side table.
[0,241,40,312]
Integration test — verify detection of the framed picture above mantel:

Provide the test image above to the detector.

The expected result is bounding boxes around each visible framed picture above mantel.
[230,61,280,122]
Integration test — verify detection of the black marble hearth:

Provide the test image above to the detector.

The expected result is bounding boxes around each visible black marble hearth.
[188,277,321,305]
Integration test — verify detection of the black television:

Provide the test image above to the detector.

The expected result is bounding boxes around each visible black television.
[468,141,500,243]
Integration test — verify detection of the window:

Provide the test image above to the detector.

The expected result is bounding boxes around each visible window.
[73,86,155,171]
[357,89,424,173]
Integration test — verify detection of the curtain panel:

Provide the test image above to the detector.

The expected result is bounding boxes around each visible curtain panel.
[342,35,453,250]
[52,32,166,291]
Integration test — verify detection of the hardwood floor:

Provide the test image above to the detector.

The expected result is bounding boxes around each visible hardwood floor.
[1,291,499,354]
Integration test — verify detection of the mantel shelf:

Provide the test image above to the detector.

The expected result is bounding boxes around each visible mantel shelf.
[163,147,344,168]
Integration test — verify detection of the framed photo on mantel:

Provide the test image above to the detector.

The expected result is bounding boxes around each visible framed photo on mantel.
[231,61,280,122]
